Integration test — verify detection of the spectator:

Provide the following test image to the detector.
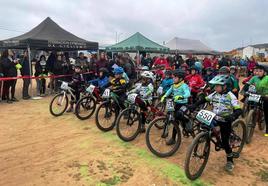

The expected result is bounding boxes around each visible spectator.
[0,58,4,100]
[247,56,257,76]
[219,56,229,68]
[152,54,169,79]
[141,53,152,69]
[174,54,184,69]
[211,56,219,70]
[1,49,18,103]
[20,50,31,99]
[53,55,66,92]
[35,55,48,96]
[96,52,109,73]
[46,52,57,92]
[203,57,212,75]
[185,54,195,67]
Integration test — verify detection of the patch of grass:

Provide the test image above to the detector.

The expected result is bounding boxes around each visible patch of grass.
[100,175,121,185]
[257,169,268,182]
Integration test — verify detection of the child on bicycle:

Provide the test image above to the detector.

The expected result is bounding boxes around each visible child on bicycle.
[89,68,109,92]
[246,65,268,136]
[66,64,85,112]
[157,70,174,95]
[160,69,191,145]
[128,71,155,132]
[105,67,128,109]
[189,75,242,172]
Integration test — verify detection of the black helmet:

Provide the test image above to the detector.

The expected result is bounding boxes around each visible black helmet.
[165,70,172,76]
[206,67,213,72]
[173,69,185,78]
[254,64,267,71]
[190,65,198,71]
[219,66,230,74]
[99,67,108,73]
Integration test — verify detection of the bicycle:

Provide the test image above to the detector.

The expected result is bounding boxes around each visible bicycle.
[115,93,165,142]
[49,80,79,116]
[184,110,246,180]
[74,84,102,120]
[244,92,265,144]
[145,98,199,158]
[95,88,128,132]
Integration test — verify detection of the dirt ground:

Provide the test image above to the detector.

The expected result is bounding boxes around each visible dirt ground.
[1,77,268,186]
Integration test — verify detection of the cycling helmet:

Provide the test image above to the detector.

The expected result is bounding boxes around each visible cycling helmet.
[190,65,198,71]
[141,66,149,71]
[181,63,189,69]
[254,64,267,72]
[74,64,82,69]
[206,67,213,72]
[209,75,229,85]
[113,67,124,75]
[165,70,172,76]
[141,71,155,80]
[173,69,186,78]
[219,66,230,74]
[230,66,237,71]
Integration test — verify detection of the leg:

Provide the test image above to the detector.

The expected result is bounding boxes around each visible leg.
[263,100,268,134]
[11,80,18,100]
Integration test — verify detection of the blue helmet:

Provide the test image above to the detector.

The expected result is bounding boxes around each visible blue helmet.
[113,67,124,75]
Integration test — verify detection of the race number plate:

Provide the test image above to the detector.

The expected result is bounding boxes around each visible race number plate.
[179,105,187,112]
[196,110,216,126]
[248,93,261,103]
[248,85,256,93]
[60,82,68,90]
[127,93,138,104]
[102,89,111,98]
[86,85,95,93]
[166,99,175,112]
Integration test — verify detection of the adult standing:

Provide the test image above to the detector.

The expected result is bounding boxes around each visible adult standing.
[141,53,153,69]
[20,50,31,99]
[247,56,257,76]
[96,52,109,73]
[53,55,65,92]
[0,58,3,100]
[1,49,19,103]
[185,54,195,67]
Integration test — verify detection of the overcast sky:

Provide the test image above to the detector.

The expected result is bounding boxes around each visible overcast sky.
[0,0,267,51]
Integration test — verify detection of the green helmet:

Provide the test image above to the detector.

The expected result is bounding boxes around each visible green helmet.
[209,75,229,85]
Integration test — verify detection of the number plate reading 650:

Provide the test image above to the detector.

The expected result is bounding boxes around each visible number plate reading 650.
[196,110,216,126]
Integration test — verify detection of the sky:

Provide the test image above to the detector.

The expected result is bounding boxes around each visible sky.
[0,0,267,51]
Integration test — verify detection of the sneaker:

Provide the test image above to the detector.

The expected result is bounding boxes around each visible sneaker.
[11,97,19,102]
[264,133,268,137]
[232,152,240,159]
[224,161,234,172]
[166,138,176,146]
[7,99,13,104]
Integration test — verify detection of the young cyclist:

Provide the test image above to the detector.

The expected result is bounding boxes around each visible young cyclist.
[128,71,155,132]
[157,70,174,95]
[203,67,215,83]
[189,75,242,172]
[66,64,85,112]
[105,67,127,110]
[160,69,191,145]
[89,68,109,92]
[247,65,268,136]
[185,66,205,103]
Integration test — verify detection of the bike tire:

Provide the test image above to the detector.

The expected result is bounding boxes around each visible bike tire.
[49,92,68,117]
[184,131,210,180]
[145,117,181,157]
[75,96,96,120]
[95,100,118,132]
[246,110,256,144]
[116,108,141,142]
[231,119,246,154]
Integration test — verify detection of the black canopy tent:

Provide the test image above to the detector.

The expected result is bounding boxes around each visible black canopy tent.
[0,17,98,50]
[0,17,98,98]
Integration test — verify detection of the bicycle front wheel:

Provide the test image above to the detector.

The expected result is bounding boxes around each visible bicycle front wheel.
[75,96,96,120]
[246,110,256,144]
[184,131,210,180]
[146,117,181,157]
[49,92,68,116]
[116,108,141,142]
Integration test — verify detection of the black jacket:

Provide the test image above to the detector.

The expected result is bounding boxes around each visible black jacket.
[20,57,31,76]
[1,57,17,77]
[35,60,48,77]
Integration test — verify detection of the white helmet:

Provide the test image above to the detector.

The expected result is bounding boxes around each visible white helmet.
[141,71,155,81]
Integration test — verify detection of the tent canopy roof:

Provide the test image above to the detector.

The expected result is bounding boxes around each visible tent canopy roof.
[165,37,218,54]
[106,32,169,53]
[0,17,98,50]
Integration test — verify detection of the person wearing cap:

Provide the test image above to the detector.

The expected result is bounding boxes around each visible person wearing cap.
[189,74,242,172]
[160,69,191,144]
[66,64,85,112]
[1,49,18,103]
[247,65,268,136]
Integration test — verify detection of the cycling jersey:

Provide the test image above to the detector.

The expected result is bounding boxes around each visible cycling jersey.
[164,81,191,104]
[248,75,268,95]
[205,91,241,117]
[160,77,174,93]
[130,83,154,101]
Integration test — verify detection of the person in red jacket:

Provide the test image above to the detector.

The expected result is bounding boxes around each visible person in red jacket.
[247,56,257,76]
[152,54,169,79]
[211,55,219,70]
[185,66,205,103]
